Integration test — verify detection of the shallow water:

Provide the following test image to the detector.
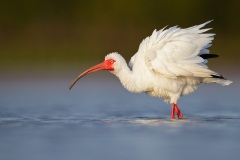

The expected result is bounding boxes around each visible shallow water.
[0,73,239,160]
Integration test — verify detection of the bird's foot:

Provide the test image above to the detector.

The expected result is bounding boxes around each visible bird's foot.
[170,104,176,119]
[175,104,183,119]
[177,112,183,119]
[170,114,175,119]
[170,103,183,119]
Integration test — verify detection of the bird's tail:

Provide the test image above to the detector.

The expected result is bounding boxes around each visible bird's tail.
[202,77,232,86]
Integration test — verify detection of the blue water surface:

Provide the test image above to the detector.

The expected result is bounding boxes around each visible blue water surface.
[0,72,239,160]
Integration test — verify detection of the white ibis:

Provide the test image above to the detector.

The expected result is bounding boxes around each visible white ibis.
[69,21,232,119]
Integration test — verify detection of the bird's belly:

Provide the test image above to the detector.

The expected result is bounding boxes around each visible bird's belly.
[146,89,171,102]
[145,76,201,103]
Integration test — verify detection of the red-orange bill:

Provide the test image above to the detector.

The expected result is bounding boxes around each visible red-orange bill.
[69,62,106,90]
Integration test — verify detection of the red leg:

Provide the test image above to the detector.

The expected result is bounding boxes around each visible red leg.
[170,103,175,119]
[174,104,183,119]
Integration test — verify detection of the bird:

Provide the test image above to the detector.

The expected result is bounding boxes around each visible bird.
[69,21,232,119]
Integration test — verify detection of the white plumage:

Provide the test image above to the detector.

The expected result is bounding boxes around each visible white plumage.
[131,21,216,78]
[70,21,232,119]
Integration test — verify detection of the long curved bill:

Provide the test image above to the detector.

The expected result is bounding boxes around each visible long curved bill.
[69,62,106,90]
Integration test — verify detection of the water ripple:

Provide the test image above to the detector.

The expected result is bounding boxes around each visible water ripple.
[0,114,240,126]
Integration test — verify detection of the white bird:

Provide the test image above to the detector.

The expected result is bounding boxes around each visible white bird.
[69,21,232,119]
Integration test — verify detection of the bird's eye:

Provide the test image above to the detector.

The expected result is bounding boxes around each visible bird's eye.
[110,59,114,64]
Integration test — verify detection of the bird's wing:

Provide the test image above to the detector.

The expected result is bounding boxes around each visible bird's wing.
[132,20,219,79]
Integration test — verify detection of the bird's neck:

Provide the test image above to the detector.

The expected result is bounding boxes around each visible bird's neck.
[113,62,143,93]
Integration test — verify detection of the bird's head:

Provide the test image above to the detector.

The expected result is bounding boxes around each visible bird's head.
[105,52,126,73]
[69,52,125,90]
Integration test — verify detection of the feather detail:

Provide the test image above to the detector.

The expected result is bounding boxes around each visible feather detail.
[132,21,218,79]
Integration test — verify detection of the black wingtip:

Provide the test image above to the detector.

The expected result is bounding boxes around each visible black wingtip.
[200,54,219,59]
[211,74,226,79]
